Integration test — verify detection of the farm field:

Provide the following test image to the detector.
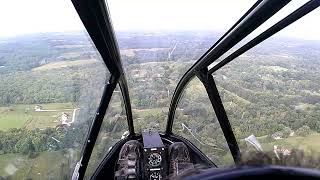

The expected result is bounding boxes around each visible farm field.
[260,133,320,155]
[0,103,75,131]
[32,59,98,71]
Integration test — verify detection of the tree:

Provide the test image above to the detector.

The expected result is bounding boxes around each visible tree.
[282,127,292,138]
[21,138,35,155]
[296,125,311,137]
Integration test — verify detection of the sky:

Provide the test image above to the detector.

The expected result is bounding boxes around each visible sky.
[0,0,319,40]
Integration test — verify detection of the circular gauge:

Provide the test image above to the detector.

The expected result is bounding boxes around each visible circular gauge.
[150,171,161,179]
[148,153,162,167]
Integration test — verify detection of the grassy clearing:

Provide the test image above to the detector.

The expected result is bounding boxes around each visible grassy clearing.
[0,103,74,131]
[254,133,320,155]
[294,103,316,111]
[54,44,90,48]
[59,52,82,59]
[0,107,29,131]
[133,107,167,117]
[218,86,251,105]
[120,48,170,57]
[262,65,288,72]
[32,59,98,71]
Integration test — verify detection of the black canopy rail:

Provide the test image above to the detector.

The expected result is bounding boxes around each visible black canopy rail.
[196,68,240,163]
[166,0,291,164]
[195,0,263,64]
[72,0,134,134]
[166,0,290,134]
[71,0,134,179]
[119,75,135,134]
[166,0,266,134]
[77,74,119,179]
[208,0,320,75]
[195,0,291,71]
[72,0,118,74]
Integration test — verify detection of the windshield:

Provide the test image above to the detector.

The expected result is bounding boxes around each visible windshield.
[107,0,256,133]
[1,0,320,178]
[0,0,108,179]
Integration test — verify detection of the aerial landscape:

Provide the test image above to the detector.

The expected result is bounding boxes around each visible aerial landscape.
[0,30,320,179]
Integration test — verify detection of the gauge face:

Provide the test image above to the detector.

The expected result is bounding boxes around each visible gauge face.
[148,153,162,167]
[150,171,161,179]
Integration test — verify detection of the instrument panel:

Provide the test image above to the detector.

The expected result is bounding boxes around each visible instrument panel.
[142,131,167,180]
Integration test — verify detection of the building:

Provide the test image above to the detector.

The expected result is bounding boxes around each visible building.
[61,112,71,126]
[34,105,43,112]
[271,132,283,140]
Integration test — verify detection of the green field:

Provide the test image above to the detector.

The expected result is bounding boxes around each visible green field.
[32,59,98,71]
[239,133,320,156]
[260,133,320,154]
[0,103,75,131]
[133,107,167,117]
[0,103,80,179]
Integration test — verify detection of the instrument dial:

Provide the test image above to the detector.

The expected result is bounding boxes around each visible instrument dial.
[148,153,162,167]
[150,171,161,180]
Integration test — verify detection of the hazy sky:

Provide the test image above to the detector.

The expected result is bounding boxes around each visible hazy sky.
[0,0,319,40]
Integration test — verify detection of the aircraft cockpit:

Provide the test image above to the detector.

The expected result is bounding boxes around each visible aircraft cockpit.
[69,0,320,179]
[0,0,319,179]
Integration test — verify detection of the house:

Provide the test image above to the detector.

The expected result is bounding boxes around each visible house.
[61,112,71,126]
[34,105,43,112]
[271,132,283,140]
